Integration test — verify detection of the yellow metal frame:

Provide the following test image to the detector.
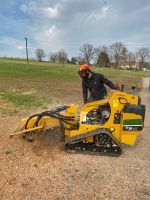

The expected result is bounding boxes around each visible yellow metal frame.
[13,90,143,146]
[64,90,142,145]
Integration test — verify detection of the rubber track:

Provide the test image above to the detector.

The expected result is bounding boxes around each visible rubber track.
[65,129,122,156]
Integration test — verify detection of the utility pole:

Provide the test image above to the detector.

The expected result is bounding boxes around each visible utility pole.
[24,37,29,71]
[149,78,150,90]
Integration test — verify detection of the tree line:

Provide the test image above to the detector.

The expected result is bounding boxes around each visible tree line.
[35,42,150,70]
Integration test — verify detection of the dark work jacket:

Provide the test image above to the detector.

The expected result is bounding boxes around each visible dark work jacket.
[82,72,116,103]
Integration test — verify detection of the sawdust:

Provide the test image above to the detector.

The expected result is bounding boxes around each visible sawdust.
[0,78,150,200]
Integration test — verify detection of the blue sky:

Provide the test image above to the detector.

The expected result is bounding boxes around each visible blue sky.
[0,0,150,59]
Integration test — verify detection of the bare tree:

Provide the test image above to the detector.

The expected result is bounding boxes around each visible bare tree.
[35,48,45,61]
[49,52,58,62]
[72,56,87,65]
[136,48,149,70]
[57,49,68,64]
[127,52,136,68]
[97,45,108,54]
[79,43,97,64]
[110,42,128,68]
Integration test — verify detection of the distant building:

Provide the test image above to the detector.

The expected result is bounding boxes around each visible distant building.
[118,60,137,70]
[110,60,150,70]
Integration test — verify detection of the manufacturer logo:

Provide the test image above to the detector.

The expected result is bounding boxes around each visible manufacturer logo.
[123,125,143,131]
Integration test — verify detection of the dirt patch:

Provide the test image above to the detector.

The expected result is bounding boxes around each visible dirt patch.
[0,78,150,200]
[30,127,64,157]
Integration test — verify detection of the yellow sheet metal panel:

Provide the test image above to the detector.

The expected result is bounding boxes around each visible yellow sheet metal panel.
[121,132,140,145]
[66,104,78,117]
[121,112,143,145]
[43,118,60,129]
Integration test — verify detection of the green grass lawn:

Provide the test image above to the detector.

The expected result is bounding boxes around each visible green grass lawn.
[0,58,79,80]
[0,57,149,80]
[0,58,149,116]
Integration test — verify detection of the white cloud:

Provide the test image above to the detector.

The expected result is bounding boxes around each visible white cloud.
[101,6,109,15]
[17,45,25,50]
[44,4,61,18]
[20,2,62,19]
[0,36,22,46]
[28,24,66,53]
[0,36,32,51]
[87,6,110,22]
[20,4,28,14]
[1,0,150,58]
[0,36,29,57]
[20,1,37,15]
[45,25,57,36]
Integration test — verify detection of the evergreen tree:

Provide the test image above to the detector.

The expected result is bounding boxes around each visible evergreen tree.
[97,52,110,68]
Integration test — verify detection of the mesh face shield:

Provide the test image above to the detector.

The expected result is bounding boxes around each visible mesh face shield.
[78,70,90,79]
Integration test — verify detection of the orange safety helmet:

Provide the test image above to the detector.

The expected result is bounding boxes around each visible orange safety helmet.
[78,64,91,79]
[79,64,91,71]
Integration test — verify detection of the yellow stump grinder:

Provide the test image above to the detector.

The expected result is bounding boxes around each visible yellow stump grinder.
[11,88,145,156]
